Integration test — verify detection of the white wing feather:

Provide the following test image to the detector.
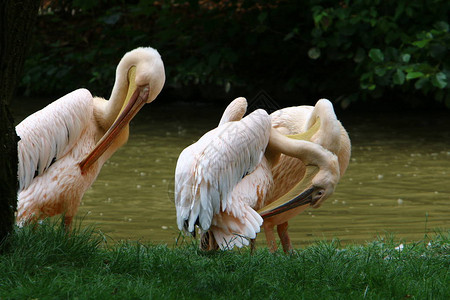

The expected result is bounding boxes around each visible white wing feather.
[175,109,271,233]
[16,89,93,192]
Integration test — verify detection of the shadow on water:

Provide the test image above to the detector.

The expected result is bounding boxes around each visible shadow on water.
[12,97,450,247]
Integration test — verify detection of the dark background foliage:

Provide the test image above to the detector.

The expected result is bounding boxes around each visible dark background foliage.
[18,0,450,110]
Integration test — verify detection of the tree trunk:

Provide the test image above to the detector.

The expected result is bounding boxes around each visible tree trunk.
[0,105,19,245]
[0,0,40,246]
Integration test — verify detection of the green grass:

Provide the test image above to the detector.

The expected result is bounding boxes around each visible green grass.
[0,221,449,300]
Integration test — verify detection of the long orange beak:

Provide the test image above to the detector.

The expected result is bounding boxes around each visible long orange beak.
[259,187,315,219]
[79,68,149,174]
[258,116,322,219]
[257,165,319,219]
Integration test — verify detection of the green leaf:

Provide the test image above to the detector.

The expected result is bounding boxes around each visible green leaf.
[103,13,122,25]
[393,69,405,85]
[412,39,431,48]
[336,8,347,20]
[284,32,295,41]
[258,12,268,24]
[353,48,365,63]
[374,66,386,77]
[313,11,327,27]
[401,54,411,63]
[406,72,424,80]
[430,44,446,59]
[369,49,384,63]
[434,21,449,32]
[284,28,300,41]
[360,72,374,90]
[394,2,405,20]
[308,47,321,60]
[431,72,447,89]
[406,6,414,17]
[414,77,428,90]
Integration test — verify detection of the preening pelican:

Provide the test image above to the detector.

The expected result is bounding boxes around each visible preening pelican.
[174,98,344,250]
[16,47,165,228]
[259,99,351,252]
[176,105,271,249]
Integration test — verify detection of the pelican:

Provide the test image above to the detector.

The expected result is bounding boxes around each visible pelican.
[174,97,345,250]
[16,47,165,229]
[259,99,351,252]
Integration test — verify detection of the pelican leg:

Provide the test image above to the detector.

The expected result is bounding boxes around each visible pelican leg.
[277,222,293,254]
[263,224,278,253]
[200,230,219,251]
[63,215,73,232]
[250,237,257,255]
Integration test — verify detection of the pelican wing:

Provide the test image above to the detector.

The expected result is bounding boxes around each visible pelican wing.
[175,109,271,233]
[16,89,93,192]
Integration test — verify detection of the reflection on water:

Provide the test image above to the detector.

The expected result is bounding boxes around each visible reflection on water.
[13,98,450,247]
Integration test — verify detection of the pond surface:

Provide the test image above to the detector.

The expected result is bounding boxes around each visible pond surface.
[13,97,450,247]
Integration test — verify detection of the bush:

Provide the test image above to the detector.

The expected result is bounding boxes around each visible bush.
[20,0,450,109]
[309,0,450,108]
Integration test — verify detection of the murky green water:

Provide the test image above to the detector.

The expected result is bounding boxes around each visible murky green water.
[13,99,450,247]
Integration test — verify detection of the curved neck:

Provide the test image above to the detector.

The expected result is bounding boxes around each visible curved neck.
[307,101,341,154]
[267,128,330,168]
[218,97,247,126]
[102,67,131,130]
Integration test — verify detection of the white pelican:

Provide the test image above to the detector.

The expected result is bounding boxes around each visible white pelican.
[174,98,343,250]
[16,47,165,229]
[259,99,351,252]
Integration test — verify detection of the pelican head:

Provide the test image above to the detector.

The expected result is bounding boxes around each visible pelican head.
[259,114,341,218]
[79,47,165,173]
[310,152,340,208]
[116,47,165,104]
[259,156,339,219]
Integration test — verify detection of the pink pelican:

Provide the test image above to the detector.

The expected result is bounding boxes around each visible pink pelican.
[258,99,351,252]
[16,47,165,229]
[175,97,349,251]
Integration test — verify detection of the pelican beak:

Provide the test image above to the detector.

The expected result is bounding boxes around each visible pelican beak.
[258,165,319,219]
[258,187,315,219]
[79,67,149,173]
[259,119,322,219]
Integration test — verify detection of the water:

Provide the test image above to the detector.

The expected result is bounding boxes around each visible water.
[13,98,450,247]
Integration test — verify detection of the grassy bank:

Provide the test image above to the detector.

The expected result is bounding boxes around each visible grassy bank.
[0,222,448,299]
